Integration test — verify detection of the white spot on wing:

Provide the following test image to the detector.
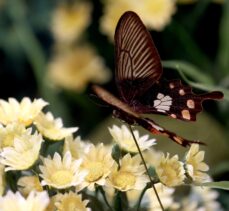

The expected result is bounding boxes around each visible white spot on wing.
[154,93,172,112]
[182,109,191,120]
[157,93,164,99]
[171,114,177,118]
[147,120,163,131]
[179,89,185,96]
[187,99,195,109]
[169,83,175,89]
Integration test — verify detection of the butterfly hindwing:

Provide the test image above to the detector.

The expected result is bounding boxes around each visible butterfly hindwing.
[115,11,162,103]
[133,79,223,121]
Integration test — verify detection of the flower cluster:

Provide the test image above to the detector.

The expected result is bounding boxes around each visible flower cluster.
[0,98,223,210]
[48,1,111,93]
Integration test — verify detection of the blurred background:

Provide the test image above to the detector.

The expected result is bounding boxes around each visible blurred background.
[0,0,229,208]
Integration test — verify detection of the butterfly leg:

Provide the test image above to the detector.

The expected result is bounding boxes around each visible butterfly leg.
[137,117,205,147]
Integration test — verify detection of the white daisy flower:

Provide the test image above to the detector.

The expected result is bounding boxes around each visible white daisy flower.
[0,123,26,148]
[17,175,43,197]
[78,143,114,191]
[156,153,185,187]
[63,135,91,160]
[0,190,49,211]
[55,191,91,211]
[109,125,156,153]
[107,154,149,191]
[0,130,43,171]
[34,112,78,141]
[39,151,87,189]
[0,98,48,126]
[185,144,210,183]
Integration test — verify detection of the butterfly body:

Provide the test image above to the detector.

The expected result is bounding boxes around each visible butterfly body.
[92,11,223,147]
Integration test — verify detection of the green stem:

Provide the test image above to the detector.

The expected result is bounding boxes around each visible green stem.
[128,125,164,211]
[135,183,151,211]
[114,191,123,211]
[98,186,114,211]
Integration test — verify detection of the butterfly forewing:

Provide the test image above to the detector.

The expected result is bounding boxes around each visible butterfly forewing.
[115,11,162,103]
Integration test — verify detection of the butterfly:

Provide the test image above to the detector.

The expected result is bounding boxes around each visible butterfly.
[92,11,223,147]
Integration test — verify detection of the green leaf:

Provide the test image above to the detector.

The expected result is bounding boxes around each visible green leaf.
[162,60,214,85]
[112,144,121,165]
[194,181,229,190]
[148,166,157,178]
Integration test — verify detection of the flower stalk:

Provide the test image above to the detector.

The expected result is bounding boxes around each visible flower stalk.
[128,125,165,211]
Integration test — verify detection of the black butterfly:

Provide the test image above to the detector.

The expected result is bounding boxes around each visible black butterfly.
[92,11,223,147]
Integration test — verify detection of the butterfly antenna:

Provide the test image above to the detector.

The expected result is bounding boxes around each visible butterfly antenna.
[128,125,165,211]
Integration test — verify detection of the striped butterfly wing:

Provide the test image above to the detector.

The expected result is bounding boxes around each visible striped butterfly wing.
[115,11,162,104]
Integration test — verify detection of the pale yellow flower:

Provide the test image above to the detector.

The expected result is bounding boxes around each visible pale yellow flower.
[55,191,91,211]
[0,130,43,171]
[0,164,5,196]
[63,135,91,160]
[0,123,26,148]
[0,191,49,211]
[180,186,223,211]
[185,144,210,183]
[192,186,222,211]
[34,112,78,141]
[100,0,138,41]
[48,46,110,92]
[180,199,200,211]
[46,194,62,211]
[100,0,176,41]
[0,98,48,126]
[109,125,156,153]
[17,175,43,197]
[147,183,179,211]
[78,143,114,191]
[39,151,87,189]
[138,0,176,31]
[143,148,162,168]
[52,2,92,43]
[156,153,185,187]
[107,154,148,191]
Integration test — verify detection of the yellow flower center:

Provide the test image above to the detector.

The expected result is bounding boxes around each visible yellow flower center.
[86,162,104,182]
[51,170,73,186]
[164,166,177,180]
[113,171,136,189]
